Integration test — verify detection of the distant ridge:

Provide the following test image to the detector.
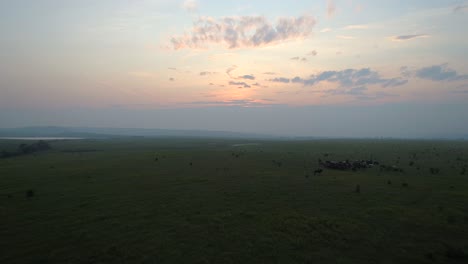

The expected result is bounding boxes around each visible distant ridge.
[0,126,276,139]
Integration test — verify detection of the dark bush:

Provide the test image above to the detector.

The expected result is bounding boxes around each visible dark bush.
[445,246,467,260]
[26,189,35,198]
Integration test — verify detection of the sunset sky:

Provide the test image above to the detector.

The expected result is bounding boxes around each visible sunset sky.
[1,0,467,137]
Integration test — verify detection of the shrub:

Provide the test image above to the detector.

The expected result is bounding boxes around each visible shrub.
[26,189,35,198]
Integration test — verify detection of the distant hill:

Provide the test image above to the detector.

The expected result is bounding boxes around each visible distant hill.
[0,126,274,139]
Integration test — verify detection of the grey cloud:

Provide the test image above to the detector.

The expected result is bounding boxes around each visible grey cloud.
[325,86,367,96]
[239,74,255,80]
[400,66,411,78]
[226,66,237,78]
[291,57,307,62]
[391,34,429,41]
[270,77,290,83]
[307,50,318,56]
[169,78,175,81]
[454,5,468,13]
[229,81,251,88]
[270,68,408,88]
[416,64,468,81]
[200,71,217,76]
[170,15,316,50]
[382,78,408,87]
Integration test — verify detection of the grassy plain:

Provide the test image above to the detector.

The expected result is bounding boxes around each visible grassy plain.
[1,138,468,263]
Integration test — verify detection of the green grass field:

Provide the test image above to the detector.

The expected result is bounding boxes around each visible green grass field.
[1,138,468,263]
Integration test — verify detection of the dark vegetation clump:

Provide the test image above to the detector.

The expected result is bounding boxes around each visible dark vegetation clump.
[445,245,468,260]
[355,184,360,193]
[402,182,409,187]
[26,189,35,198]
[272,160,282,167]
[461,166,466,175]
[429,168,440,175]
[0,140,51,159]
[425,252,435,261]
[319,159,378,171]
[380,164,404,173]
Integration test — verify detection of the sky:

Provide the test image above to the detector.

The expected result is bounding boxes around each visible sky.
[0,0,468,138]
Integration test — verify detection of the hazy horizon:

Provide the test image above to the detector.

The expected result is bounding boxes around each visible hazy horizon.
[1,1,467,138]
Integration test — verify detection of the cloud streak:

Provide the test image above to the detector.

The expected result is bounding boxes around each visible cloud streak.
[239,74,255,80]
[270,68,408,88]
[170,15,316,50]
[200,71,217,76]
[229,81,251,88]
[390,34,429,41]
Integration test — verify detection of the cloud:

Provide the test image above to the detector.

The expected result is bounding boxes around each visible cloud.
[239,74,255,80]
[320,28,332,33]
[327,0,336,18]
[291,57,307,62]
[307,50,318,56]
[454,4,468,13]
[270,77,290,83]
[170,14,316,50]
[400,66,411,78]
[169,78,175,81]
[229,81,251,88]
[415,64,468,81]
[168,67,177,71]
[200,71,217,76]
[263,72,277,75]
[270,68,408,89]
[390,34,429,41]
[182,0,198,12]
[226,65,237,78]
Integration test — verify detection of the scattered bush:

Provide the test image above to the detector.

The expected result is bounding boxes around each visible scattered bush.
[355,184,360,193]
[26,189,35,198]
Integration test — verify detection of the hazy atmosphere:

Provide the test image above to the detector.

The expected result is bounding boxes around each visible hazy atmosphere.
[1,0,468,137]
